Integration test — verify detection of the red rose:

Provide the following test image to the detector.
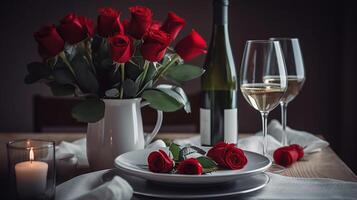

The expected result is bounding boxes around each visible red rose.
[160,12,186,40]
[289,144,304,159]
[273,146,299,167]
[207,142,248,170]
[97,7,124,37]
[58,13,94,44]
[148,150,174,173]
[122,19,130,31]
[206,142,227,166]
[127,6,153,39]
[78,16,94,38]
[34,25,65,59]
[109,34,133,63]
[224,144,248,170]
[150,20,161,31]
[177,158,203,175]
[141,29,171,62]
[174,29,207,61]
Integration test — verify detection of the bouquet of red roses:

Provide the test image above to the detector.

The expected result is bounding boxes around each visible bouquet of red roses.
[25,6,207,122]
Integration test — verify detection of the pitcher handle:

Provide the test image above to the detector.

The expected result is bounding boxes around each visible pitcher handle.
[141,101,163,146]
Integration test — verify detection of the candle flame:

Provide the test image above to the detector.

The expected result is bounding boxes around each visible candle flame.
[29,147,34,162]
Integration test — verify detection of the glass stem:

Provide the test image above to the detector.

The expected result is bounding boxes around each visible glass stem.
[280,102,288,146]
[260,112,269,156]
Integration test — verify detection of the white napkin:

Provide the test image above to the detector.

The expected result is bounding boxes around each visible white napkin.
[173,120,329,156]
[243,172,357,200]
[56,170,133,200]
[56,138,88,180]
[54,138,164,200]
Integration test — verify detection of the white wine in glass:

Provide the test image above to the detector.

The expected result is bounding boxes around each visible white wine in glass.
[263,75,305,103]
[241,83,285,112]
[269,38,306,145]
[240,40,287,161]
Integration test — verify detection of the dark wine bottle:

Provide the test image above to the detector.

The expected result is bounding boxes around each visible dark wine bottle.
[200,0,238,146]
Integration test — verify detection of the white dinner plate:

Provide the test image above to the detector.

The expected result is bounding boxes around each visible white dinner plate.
[114,147,271,184]
[102,169,270,199]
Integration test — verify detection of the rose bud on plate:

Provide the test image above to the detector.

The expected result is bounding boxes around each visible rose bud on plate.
[148,149,174,173]
[207,142,248,170]
[177,158,203,175]
[273,144,304,167]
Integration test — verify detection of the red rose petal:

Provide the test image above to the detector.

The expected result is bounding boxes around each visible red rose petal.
[177,158,203,175]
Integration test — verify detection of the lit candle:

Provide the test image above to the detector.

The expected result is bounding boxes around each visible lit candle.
[15,147,48,198]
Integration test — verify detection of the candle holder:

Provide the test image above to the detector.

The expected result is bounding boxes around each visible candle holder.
[7,139,55,200]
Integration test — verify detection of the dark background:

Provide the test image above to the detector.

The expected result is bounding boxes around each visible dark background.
[0,0,356,173]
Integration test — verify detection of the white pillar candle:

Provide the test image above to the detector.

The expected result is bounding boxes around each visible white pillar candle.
[15,147,48,198]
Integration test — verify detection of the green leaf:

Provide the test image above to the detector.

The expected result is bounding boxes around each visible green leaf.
[156,84,191,113]
[143,62,158,83]
[71,55,99,93]
[125,61,142,81]
[166,64,205,82]
[122,79,138,98]
[197,156,218,173]
[142,89,183,112]
[48,82,75,96]
[52,64,76,85]
[169,143,181,161]
[71,99,105,123]
[24,62,51,84]
[100,58,114,69]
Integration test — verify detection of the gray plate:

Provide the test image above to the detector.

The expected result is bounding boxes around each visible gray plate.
[103,169,270,199]
[114,148,271,184]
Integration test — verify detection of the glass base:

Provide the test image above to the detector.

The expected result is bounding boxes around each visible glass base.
[267,163,286,174]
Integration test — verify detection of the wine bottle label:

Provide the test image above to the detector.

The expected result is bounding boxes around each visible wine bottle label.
[200,108,238,145]
[224,108,238,143]
[200,108,211,145]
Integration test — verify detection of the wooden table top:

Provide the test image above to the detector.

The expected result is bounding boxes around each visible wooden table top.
[0,132,356,183]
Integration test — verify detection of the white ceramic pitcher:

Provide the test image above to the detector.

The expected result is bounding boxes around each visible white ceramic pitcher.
[86,98,163,170]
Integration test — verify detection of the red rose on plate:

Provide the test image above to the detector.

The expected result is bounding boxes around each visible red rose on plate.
[160,12,186,40]
[177,158,203,175]
[206,142,227,166]
[97,7,124,37]
[58,13,94,44]
[273,146,299,167]
[109,34,133,63]
[127,6,153,39]
[224,144,248,170]
[141,29,171,62]
[148,149,174,173]
[34,25,65,59]
[174,29,207,61]
[207,142,248,170]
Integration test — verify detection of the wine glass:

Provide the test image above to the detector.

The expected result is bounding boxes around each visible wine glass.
[240,40,287,164]
[268,38,305,146]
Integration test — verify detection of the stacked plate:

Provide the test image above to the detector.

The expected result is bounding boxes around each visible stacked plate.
[114,147,271,199]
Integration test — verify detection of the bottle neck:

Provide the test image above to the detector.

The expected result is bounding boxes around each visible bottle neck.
[213,0,228,25]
